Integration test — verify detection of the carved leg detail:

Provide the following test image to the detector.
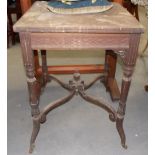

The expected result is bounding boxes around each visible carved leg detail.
[28,81,40,153]
[28,80,41,153]
[29,117,40,153]
[116,117,127,149]
[27,79,40,116]
[116,64,134,149]
[19,32,42,153]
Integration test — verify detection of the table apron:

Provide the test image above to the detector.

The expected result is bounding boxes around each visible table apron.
[30,33,130,50]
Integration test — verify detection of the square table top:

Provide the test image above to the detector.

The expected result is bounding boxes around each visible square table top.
[13,1,143,34]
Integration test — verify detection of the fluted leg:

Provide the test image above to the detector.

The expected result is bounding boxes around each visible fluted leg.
[19,32,41,153]
[116,64,132,149]
[116,34,141,149]
[116,64,133,148]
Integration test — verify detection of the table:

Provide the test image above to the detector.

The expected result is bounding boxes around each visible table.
[13,1,143,153]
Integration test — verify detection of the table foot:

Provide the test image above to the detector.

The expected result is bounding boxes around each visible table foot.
[116,116,127,149]
[29,143,35,154]
[122,143,128,149]
[29,117,40,153]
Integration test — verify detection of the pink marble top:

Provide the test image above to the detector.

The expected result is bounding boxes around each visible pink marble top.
[13,1,143,33]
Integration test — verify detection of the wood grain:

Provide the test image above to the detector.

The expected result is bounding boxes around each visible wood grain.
[20,0,31,14]
[37,64,104,74]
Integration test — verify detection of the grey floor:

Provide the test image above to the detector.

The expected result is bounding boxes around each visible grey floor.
[8,6,148,155]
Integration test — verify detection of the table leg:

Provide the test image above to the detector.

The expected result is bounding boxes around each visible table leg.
[105,50,120,101]
[116,34,141,149]
[33,50,40,79]
[19,32,41,153]
[41,50,50,87]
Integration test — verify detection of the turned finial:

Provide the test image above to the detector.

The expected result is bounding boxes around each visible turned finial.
[73,72,80,81]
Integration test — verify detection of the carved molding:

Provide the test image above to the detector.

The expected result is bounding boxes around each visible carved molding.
[29,71,130,152]
[25,64,35,78]
[37,72,119,124]
[27,77,37,83]
[114,50,127,61]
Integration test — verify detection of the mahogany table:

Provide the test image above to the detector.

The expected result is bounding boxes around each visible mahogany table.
[13,1,143,153]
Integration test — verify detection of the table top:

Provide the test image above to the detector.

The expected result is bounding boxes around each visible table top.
[13,1,143,34]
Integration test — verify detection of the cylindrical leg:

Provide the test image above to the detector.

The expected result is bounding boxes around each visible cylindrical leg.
[104,51,110,91]
[104,50,117,90]
[104,50,120,101]
[41,50,49,87]
[7,13,16,45]
[33,50,40,78]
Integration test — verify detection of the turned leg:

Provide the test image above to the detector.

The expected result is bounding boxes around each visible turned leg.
[116,66,131,149]
[41,50,49,87]
[116,34,141,149]
[116,64,133,149]
[27,67,41,153]
[19,32,41,153]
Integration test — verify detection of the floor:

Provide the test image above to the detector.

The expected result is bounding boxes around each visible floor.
[8,6,148,155]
